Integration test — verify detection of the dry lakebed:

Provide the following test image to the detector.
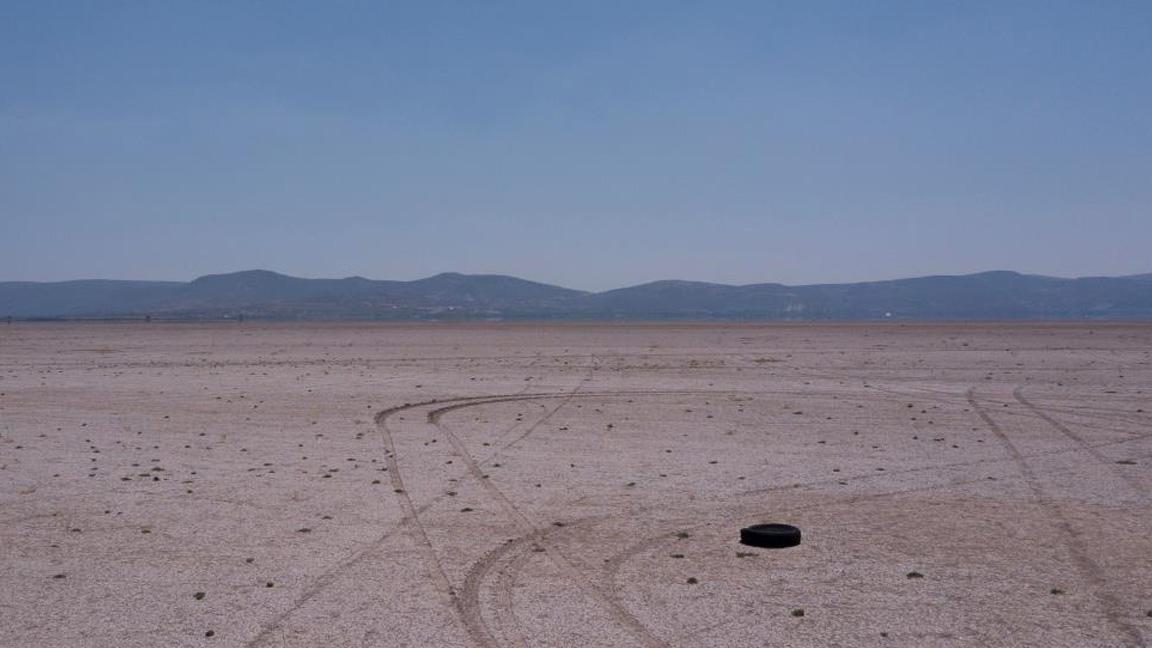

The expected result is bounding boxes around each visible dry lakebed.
[2,322,1150,647]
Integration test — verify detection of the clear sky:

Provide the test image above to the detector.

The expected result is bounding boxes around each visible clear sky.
[2,1,1150,290]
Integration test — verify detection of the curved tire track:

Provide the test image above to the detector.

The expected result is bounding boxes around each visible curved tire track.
[436,383,1152,648]
[430,384,671,647]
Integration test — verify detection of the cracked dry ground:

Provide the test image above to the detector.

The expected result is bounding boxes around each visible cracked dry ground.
[2,322,1151,647]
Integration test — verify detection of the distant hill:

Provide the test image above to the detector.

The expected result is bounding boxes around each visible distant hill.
[575,271,1152,319]
[2,269,1151,320]
[0,271,588,319]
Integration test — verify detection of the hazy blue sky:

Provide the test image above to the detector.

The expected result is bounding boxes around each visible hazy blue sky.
[2,1,1150,290]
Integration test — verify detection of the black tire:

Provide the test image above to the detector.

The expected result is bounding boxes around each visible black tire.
[740,523,801,548]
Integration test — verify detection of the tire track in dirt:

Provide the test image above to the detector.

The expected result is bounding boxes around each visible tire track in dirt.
[245,392,529,647]
[245,391,550,647]
[968,387,1146,648]
[424,387,741,647]
[599,469,1024,632]
[230,412,1152,648]
[985,396,1150,437]
[459,533,535,648]
[357,357,599,648]
[244,526,408,647]
[599,444,1152,643]
[450,356,602,648]
[425,380,997,617]
[427,389,745,423]
[1013,386,1149,500]
[473,391,585,468]
[736,428,1152,500]
[431,391,672,648]
[428,381,997,646]
[376,408,455,602]
[431,382,1152,646]
[243,350,594,647]
[600,443,1109,592]
[758,369,1152,497]
[456,518,603,648]
[1039,409,1151,432]
[489,543,528,648]
[249,380,1150,647]
[607,463,1059,648]
[594,378,1152,639]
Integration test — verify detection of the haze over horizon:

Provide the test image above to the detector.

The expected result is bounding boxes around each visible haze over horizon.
[6,266,1152,290]
[4,2,1151,292]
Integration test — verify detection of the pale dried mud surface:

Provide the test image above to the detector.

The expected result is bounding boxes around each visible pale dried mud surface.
[1,322,1150,647]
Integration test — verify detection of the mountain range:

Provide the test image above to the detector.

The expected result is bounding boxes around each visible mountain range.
[2,269,1151,320]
